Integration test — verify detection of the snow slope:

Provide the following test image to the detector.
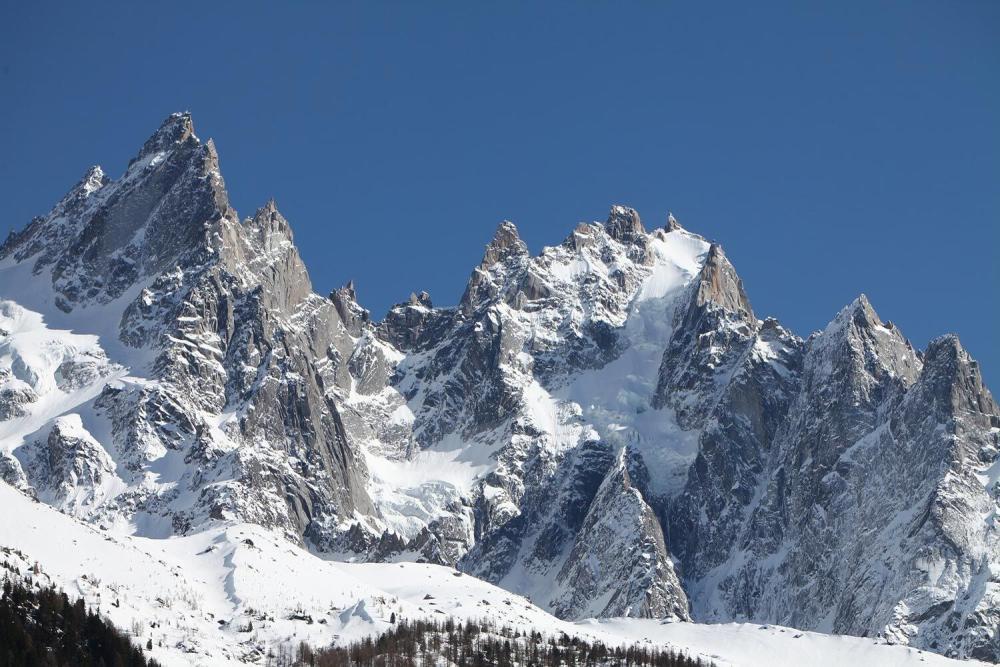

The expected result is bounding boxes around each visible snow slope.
[0,481,986,667]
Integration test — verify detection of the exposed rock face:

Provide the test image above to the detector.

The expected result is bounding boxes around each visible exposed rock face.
[1,113,371,545]
[1,114,996,662]
[53,115,229,313]
[15,415,119,513]
[460,221,530,315]
[661,248,803,577]
[551,449,688,620]
[337,207,706,620]
[0,450,33,495]
[605,205,645,243]
[1,165,110,270]
[653,242,761,428]
[330,281,370,337]
[672,296,999,662]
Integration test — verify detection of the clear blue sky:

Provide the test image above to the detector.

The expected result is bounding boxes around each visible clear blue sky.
[2,2,998,386]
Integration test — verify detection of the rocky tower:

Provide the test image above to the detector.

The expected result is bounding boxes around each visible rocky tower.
[1,114,996,662]
[1,113,372,544]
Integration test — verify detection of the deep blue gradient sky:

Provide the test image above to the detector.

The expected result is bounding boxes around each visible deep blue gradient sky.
[2,2,998,385]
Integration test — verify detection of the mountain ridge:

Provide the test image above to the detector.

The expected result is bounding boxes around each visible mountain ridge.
[1,113,996,663]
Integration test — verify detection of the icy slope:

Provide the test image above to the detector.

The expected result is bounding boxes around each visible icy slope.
[0,481,986,667]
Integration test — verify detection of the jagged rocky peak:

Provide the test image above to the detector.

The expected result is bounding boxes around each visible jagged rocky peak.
[825,294,920,390]
[836,293,880,328]
[409,290,433,308]
[379,288,449,351]
[233,198,318,312]
[461,221,530,315]
[382,288,434,313]
[330,279,360,311]
[665,212,683,232]
[921,334,999,419]
[246,198,294,243]
[330,280,371,337]
[122,111,220,185]
[0,165,111,262]
[652,239,761,421]
[17,111,234,311]
[480,220,528,267]
[338,279,357,302]
[823,293,910,342]
[564,222,598,250]
[694,243,754,320]
[605,204,646,242]
[788,294,923,458]
[132,111,196,164]
[811,293,922,386]
[252,196,282,221]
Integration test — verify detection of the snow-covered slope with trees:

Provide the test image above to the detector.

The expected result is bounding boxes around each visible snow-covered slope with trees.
[0,481,987,667]
[1,113,997,664]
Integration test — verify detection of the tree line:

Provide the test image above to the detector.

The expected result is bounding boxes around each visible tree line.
[0,577,158,667]
[1,570,712,667]
[292,617,711,667]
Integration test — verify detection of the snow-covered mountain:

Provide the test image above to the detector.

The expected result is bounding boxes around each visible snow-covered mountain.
[1,113,997,664]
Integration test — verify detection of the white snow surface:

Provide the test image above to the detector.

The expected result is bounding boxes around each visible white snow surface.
[0,481,985,667]
[0,300,125,449]
[556,232,706,496]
